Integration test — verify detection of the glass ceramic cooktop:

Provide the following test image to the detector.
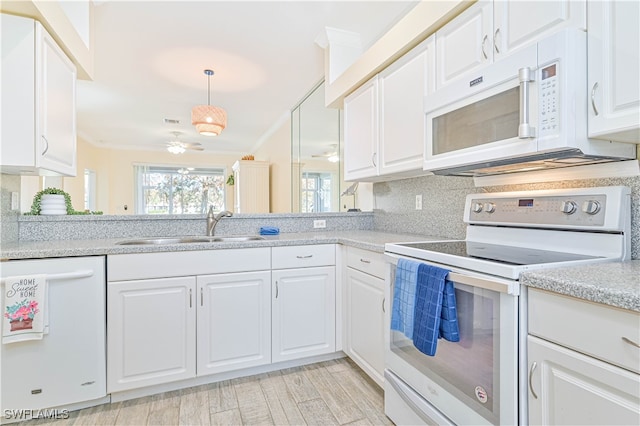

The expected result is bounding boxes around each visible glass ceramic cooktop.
[394,241,603,266]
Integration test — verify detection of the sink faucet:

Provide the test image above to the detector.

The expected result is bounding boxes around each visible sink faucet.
[207,207,233,236]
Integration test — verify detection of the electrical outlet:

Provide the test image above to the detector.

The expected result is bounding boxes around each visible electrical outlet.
[415,194,422,210]
[313,219,326,229]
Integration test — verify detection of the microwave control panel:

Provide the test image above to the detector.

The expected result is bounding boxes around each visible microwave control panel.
[539,63,559,136]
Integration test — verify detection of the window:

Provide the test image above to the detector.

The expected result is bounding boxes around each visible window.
[301,172,334,213]
[135,165,225,214]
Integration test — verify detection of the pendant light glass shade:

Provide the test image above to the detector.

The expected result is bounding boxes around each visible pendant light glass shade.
[191,106,227,136]
[192,69,227,136]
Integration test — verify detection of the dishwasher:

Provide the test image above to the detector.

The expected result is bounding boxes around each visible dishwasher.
[1,256,107,418]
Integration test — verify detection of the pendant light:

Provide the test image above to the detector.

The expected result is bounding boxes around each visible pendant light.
[191,69,227,136]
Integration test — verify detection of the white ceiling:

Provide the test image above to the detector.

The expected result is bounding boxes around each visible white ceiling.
[78,0,417,155]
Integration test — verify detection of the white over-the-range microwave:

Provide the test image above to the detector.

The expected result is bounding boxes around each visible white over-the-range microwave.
[423,29,637,176]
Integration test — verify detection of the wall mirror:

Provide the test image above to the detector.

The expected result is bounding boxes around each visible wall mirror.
[291,81,343,213]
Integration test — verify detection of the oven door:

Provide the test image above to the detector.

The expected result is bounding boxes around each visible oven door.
[384,254,519,426]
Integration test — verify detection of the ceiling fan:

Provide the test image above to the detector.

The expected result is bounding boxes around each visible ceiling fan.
[311,144,339,162]
[165,131,204,154]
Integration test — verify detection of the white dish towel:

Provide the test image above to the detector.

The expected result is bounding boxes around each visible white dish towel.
[2,274,47,344]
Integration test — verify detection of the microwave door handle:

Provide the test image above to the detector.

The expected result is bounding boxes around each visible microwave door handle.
[518,67,536,138]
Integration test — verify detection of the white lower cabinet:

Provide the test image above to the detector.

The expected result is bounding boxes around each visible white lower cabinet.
[107,246,338,394]
[197,271,271,375]
[345,268,385,386]
[107,277,196,393]
[272,266,336,363]
[344,247,386,386]
[528,335,640,426]
[528,288,640,425]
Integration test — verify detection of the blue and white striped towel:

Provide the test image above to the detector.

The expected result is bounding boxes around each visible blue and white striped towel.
[390,258,421,339]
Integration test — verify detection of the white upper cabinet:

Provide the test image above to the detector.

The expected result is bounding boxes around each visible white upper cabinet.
[1,13,77,177]
[344,76,379,181]
[379,37,435,176]
[493,0,586,59]
[435,0,493,89]
[344,36,434,181]
[587,0,640,143]
[435,0,586,89]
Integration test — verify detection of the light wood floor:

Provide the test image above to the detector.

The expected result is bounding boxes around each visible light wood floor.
[23,358,393,426]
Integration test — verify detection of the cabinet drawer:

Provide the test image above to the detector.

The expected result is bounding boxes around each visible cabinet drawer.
[346,246,385,279]
[271,245,335,269]
[529,288,640,374]
[108,248,271,281]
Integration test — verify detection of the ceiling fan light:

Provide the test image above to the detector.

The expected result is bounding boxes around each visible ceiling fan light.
[167,142,186,154]
[328,154,340,163]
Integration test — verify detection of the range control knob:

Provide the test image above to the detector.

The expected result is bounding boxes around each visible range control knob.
[561,200,577,215]
[471,202,483,213]
[483,202,496,213]
[582,200,601,215]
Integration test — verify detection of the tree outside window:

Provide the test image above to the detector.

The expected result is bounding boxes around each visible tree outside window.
[135,166,225,214]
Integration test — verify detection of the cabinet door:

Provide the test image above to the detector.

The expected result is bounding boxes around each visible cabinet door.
[1,14,37,171]
[528,336,640,426]
[107,277,196,392]
[378,36,434,177]
[587,0,640,143]
[197,271,271,375]
[272,266,336,362]
[343,76,379,181]
[345,267,385,386]
[435,0,492,89]
[37,24,77,176]
[493,0,586,59]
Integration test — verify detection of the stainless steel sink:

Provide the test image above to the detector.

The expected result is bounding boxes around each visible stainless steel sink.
[116,235,265,245]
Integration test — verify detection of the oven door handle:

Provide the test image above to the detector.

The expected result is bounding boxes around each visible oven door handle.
[385,253,519,295]
[447,272,515,294]
[384,370,454,425]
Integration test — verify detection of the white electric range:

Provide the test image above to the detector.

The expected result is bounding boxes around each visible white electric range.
[383,186,631,426]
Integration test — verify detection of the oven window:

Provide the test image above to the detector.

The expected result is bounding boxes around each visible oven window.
[390,283,501,424]
[432,87,520,155]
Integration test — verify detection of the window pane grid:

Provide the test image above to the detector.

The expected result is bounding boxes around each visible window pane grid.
[135,166,225,214]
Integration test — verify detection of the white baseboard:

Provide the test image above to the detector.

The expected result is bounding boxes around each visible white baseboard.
[109,351,346,403]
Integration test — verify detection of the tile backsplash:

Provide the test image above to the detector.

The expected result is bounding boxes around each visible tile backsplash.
[372,174,640,260]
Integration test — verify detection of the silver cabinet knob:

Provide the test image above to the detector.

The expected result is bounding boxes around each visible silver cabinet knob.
[582,200,601,215]
[471,202,483,213]
[561,201,577,215]
[484,202,496,213]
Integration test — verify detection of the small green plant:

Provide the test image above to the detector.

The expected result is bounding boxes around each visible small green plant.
[28,188,104,215]
[30,188,73,215]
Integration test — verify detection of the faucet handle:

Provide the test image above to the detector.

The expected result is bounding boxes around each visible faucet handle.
[207,205,215,217]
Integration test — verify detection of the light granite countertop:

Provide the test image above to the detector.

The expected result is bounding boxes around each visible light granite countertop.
[3,231,638,312]
[0,230,438,260]
[521,261,640,312]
